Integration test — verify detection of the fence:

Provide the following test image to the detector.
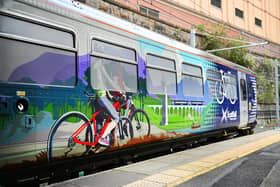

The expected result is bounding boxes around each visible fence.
[257,103,277,125]
[257,110,277,120]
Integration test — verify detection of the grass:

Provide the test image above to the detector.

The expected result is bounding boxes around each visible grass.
[133,96,201,131]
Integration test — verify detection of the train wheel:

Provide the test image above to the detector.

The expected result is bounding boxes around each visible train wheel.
[47,112,93,161]
[130,109,150,138]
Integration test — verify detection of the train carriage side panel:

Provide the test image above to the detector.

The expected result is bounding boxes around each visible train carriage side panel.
[0,0,257,172]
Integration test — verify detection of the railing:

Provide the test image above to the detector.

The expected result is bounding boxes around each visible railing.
[257,110,279,126]
[257,110,278,120]
[148,105,205,117]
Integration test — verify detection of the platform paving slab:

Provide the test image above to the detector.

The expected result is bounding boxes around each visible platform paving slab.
[260,160,280,187]
[176,157,248,187]
[123,180,165,187]
[51,170,146,187]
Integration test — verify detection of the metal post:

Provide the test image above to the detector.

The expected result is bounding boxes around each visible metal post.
[275,59,279,126]
[190,29,196,48]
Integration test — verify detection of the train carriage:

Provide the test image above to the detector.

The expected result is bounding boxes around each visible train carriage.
[0,0,257,183]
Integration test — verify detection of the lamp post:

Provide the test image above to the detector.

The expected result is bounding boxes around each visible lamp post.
[275,59,279,127]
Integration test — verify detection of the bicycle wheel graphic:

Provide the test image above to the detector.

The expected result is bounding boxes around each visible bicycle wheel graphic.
[47,112,93,161]
[130,109,150,138]
[228,86,237,104]
[215,81,224,104]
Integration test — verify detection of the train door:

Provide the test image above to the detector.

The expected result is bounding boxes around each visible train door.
[238,72,248,126]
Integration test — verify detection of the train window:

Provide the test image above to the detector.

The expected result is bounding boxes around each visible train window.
[147,54,175,70]
[91,57,137,92]
[146,69,177,95]
[0,14,74,48]
[91,40,137,93]
[240,79,247,100]
[224,73,238,102]
[92,40,136,61]
[207,69,222,81]
[224,74,236,85]
[182,63,203,97]
[0,37,76,86]
[182,63,202,76]
[207,69,222,98]
[207,69,237,102]
[146,54,176,95]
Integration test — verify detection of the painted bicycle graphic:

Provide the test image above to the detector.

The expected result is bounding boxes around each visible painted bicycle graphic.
[215,70,237,105]
[47,92,150,161]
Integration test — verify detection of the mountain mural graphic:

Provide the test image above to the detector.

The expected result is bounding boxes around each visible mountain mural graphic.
[8,53,76,86]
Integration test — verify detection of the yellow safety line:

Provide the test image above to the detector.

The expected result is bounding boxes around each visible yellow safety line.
[169,133,280,187]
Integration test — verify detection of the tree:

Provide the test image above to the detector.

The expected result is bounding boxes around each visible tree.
[194,23,255,69]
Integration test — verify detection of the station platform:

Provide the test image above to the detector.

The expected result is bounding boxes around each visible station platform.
[50,129,280,187]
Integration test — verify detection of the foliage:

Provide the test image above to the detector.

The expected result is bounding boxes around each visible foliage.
[194,23,278,104]
[255,58,273,77]
[255,58,275,103]
[194,23,255,69]
[256,71,274,103]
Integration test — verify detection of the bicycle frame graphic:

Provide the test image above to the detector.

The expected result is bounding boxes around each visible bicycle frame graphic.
[215,70,237,105]
[71,100,122,146]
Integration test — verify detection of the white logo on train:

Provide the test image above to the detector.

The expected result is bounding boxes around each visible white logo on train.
[215,70,237,105]
[221,108,237,122]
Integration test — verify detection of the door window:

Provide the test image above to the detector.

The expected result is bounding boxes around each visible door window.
[240,79,247,101]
